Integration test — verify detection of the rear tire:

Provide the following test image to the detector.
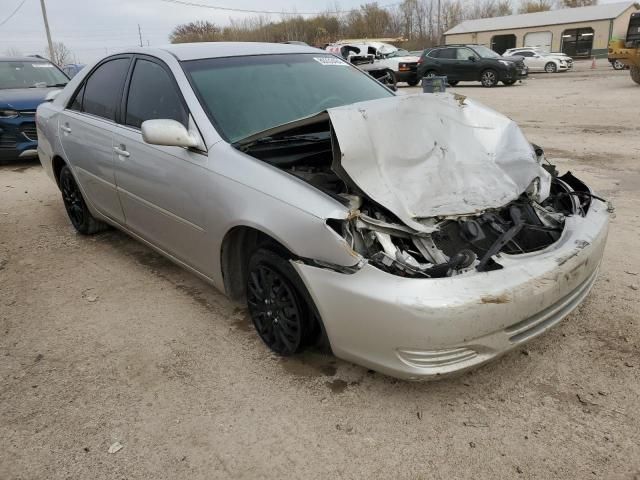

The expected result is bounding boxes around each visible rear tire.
[631,65,640,85]
[480,69,498,87]
[58,165,109,235]
[246,248,319,356]
[544,62,557,73]
[448,80,459,86]
[407,79,419,87]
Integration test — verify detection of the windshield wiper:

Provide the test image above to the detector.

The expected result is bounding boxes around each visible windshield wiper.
[255,134,327,144]
[47,83,67,87]
[239,133,329,152]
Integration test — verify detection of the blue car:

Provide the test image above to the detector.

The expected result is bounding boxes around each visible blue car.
[0,56,68,163]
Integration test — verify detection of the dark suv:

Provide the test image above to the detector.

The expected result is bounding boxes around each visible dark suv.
[416,45,528,87]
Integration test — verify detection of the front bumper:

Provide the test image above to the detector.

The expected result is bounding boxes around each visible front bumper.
[501,66,528,81]
[0,115,38,162]
[396,68,418,83]
[294,199,609,380]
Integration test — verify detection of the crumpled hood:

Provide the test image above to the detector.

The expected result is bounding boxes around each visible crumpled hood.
[327,93,550,230]
[0,88,53,111]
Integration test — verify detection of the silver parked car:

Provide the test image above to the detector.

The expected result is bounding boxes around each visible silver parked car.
[37,43,610,380]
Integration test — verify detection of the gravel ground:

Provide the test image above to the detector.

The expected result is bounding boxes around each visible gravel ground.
[1,62,639,480]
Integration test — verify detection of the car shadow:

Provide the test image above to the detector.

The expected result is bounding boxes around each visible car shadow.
[0,158,41,171]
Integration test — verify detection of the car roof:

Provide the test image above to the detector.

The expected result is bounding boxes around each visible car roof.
[0,56,51,62]
[112,42,323,62]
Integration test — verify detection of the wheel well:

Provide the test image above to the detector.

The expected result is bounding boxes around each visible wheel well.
[52,155,67,186]
[220,226,294,302]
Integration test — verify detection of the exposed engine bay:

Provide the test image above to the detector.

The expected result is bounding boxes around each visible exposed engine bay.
[235,99,601,279]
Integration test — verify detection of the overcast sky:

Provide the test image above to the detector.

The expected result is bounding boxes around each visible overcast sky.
[0,0,371,63]
[0,0,625,63]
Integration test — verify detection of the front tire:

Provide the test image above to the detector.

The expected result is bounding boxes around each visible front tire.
[58,165,109,235]
[545,62,558,73]
[246,248,314,356]
[502,79,516,86]
[631,65,640,85]
[384,69,397,90]
[480,69,498,87]
[407,79,419,87]
[612,59,625,70]
[448,80,459,86]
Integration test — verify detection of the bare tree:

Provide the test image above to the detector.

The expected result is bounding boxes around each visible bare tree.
[560,0,597,7]
[518,0,553,13]
[496,0,513,16]
[167,0,523,50]
[4,46,23,57]
[45,42,72,66]
[170,20,221,43]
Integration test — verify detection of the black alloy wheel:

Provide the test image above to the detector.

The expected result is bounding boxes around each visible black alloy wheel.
[58,165,108,235]
[60,166,85,229]
[246,249,308,356]
[480,69,498,87]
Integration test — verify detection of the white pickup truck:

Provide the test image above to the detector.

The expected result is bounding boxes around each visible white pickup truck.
[326,41,421,86]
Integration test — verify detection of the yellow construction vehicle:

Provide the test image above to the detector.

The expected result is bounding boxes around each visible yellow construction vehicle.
[609,11,640,85]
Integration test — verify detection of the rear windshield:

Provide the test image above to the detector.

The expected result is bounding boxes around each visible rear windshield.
[0,61,68,89]
[182,53,393,143]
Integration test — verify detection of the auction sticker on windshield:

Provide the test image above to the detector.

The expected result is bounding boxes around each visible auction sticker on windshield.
[313,57,348,66]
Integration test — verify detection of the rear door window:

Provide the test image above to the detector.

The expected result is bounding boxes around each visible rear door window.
[438,48,456,59]
[124,59,188,129]
[79,58,130,121]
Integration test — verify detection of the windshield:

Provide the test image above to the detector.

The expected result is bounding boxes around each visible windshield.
[183,53,394,143]
[472,46,501,59]
[0,61,68,89]
[385,49,410,58]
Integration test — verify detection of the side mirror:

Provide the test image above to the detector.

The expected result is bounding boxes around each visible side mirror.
[45,89,61,102]
[468,56,476,61]
[141,119,199,148]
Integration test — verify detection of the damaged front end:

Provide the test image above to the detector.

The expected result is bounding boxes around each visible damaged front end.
[235,93,606,279]
[330,168,595,278]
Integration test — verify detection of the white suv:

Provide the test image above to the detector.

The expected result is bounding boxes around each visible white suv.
[503,49,569,73]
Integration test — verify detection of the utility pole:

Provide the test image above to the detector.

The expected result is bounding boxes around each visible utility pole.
[138,24,143,47]
[39,0,55,61]
[437,0,441,44]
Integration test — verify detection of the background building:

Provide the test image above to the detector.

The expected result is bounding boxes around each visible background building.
[444,1,639,57]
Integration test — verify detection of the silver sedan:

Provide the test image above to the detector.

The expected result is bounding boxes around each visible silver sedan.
[36,43,609,380]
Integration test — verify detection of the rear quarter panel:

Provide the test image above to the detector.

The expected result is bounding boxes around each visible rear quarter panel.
[36,101,62,182]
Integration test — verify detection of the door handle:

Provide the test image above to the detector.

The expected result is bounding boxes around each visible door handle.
[61,124,71,133]
[113,146,130,158]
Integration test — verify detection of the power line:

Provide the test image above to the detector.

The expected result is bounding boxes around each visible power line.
[0,0,27,28]
[160,0,402,16]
